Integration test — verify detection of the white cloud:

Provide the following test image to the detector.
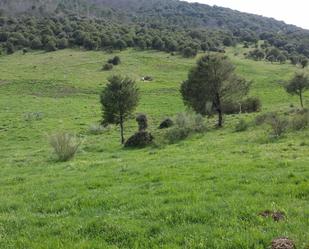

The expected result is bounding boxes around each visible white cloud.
[184,0,309,29]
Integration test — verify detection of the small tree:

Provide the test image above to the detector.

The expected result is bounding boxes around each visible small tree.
[284,73,309,108]
[181,54,250,127]
[100,75,139,144]
[301,58,308,68]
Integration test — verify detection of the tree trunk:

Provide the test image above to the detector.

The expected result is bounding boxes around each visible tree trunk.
[217,108,223,127]
[300,91,304,108]
[216,94,223,127]
[120,115,125,144]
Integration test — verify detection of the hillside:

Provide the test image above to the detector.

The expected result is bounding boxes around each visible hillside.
[0,47,309,248]
[0,0,309,59]
[1,1,309,248]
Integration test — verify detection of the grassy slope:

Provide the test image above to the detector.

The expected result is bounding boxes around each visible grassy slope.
[0,47,308,249]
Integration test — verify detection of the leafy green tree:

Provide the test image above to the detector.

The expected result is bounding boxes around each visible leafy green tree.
[284,73,309,108]
[182,47,197,58]
[301,58,308,68]
[277,54,287,64]
[290,55,299,65]
[57,38,68,49]
[267,55,276,63]
[152,36,164,50]
[6,42,15,54]
[181,54,250,127]
[45,39,57,52]
[30,38,42,49]
[100,75,139,144]
[83,36,98,50]
[114,39,127,50]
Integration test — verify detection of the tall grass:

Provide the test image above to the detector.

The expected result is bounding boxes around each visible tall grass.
[49,132,81,162]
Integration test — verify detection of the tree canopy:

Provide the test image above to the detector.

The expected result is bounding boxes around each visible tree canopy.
[100,75,139,144]
[181,54,250,127]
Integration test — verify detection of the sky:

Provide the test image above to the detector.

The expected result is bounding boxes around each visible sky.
[185,0,309,29]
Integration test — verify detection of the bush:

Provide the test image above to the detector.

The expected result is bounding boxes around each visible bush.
[182,47,197,58]
[159,118,174,129]
[255,112,276,126]
[165,112,206,143]
[266,114,288,138]
[88,124,108,135]
[165,127,190,143]
[235,119,248,132]
[222,97,262,114]
[290,111,309,130]
[242,97,262,113]
[124,131,153,148]
[136,114,148,131]
[49,132,81,162]
[102,63,113,71]
[108,56,121,65]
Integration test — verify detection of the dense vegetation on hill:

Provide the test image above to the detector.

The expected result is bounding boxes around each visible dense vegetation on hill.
[0,0,309,59]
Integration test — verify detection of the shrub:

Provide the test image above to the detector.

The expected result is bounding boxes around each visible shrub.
[235,119,248,132]
[88,124,108,135]
[182,47,197,58]
[108,56,121,65]
[242,97,262,113]
[159,118,174,129]
[290,111,309,130]
[49,132,81,162]
[124,131,154,148]
[255,112,276,126]
[266,114,288,138]
[165,112,206,143]
[136,114,148,131]
[102,63,113,71]
[222,97,262,114]
[165,127,190,143]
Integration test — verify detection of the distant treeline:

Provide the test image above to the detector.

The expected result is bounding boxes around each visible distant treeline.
[0,0,308,58]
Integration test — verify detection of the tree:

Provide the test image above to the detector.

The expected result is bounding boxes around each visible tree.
[6,42,15,54]
[100,75,139,144]
[277,54,287,64]
[114,39,127,50]
[108,56,121,65]
[182,47,197,58]
[57,38,68,49]
[301,58,308,68]
[45,38,57,52]
[284,73,309,108]
[181,54,250,127]
[31,38,42,49]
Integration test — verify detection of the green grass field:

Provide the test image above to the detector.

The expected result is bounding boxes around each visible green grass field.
[0,47,308,249]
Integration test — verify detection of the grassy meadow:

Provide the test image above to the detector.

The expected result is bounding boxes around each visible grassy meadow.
[0,47,308,248]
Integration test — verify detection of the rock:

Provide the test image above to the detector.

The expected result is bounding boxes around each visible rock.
[159,118,174,129]
[124,131,153,148]
[271,237,295,249]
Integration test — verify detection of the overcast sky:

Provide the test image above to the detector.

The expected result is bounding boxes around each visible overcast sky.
[185,0,309,29]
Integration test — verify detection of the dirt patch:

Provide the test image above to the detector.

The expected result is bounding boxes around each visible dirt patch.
[259,210,285,222]
[271,237,295,249]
